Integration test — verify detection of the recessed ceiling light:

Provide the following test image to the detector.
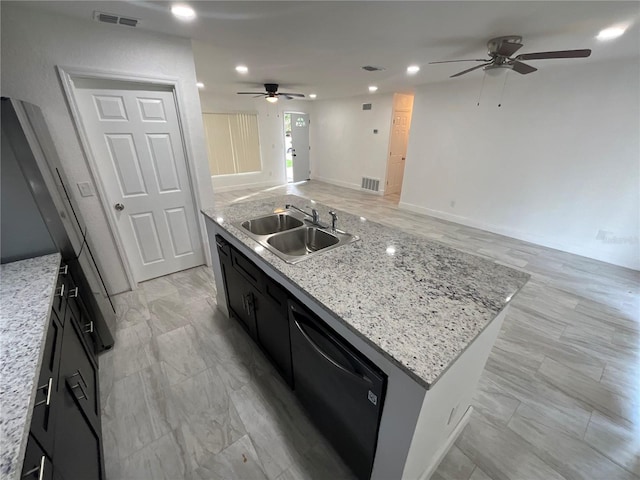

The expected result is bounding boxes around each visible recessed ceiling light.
[196,82,204,89]
[309,94,317,99]
[235,65,248,74]
[266,96,278,103]
[368,86,378,93]
[596,26,626,40]
[407,65,420,75]
[171,4,196,21]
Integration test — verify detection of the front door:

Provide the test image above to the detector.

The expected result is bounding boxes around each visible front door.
[385,110,411,196]
[290,113,310,182]
[74,84,204,283]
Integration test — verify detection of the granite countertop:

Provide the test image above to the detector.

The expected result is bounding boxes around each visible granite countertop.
[0,253,61,479]
[203,195,529,388]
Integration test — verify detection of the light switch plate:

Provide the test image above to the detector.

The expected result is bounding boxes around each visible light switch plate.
[77,181,94,197]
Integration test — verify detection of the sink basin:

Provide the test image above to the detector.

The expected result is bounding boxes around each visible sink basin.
[267,227,339,256]
[234,208,359,264]
[241,213,303,235]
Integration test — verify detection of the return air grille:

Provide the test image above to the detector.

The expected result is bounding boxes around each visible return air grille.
[361,177,380,192]
[93,11,139,27]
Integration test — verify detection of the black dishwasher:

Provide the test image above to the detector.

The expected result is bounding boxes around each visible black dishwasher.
[289,300,386,480]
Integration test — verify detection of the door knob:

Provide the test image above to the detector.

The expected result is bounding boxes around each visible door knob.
[115,203,125,211]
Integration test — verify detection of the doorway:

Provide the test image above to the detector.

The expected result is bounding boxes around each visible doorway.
[284,112,310,183]
[65,76,204,284]
[384,94,414,202]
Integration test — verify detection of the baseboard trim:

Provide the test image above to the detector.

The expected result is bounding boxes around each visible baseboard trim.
[312,175,385,196]
[418,406,473,480]
[211,179,282,193]
[398,201,638,271]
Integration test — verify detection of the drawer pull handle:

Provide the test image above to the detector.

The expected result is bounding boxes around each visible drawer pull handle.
[22,455,45,480]
[70,369,88,387]
[59,265,68,275]
[84,321,94,334]
[56,284,65,298]
[70,380,88,400]
[68,287,79,298]
[34,377,53,407]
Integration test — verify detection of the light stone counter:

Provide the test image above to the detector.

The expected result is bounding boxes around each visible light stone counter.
[202,195,529,389]
[0,253,61,479]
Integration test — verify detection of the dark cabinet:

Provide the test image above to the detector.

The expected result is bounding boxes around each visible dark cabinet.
[256,278,293,386]
[214,232,388,480]
[54,319,102,480]
[21,435,53,480]
[216,235,292,385]
[29,310,63,455]
[218,238,258,339]
[22,262,104,480]
[66,275,98,359]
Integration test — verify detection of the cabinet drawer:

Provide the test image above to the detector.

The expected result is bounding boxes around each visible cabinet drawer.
[58,313,100,425]
[51,273,66,320]
[30,310,63,456]
[65,279,97,360]
[21,434,53,480]
[231,249,262,290]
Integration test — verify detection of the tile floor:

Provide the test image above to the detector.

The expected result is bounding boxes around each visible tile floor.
[101,180,639,480]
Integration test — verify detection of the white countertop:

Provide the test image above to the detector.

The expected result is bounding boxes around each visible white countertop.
[0,253,61,479]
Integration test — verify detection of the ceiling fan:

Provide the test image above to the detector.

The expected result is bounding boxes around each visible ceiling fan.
[237,83,305,103]
[430,36,591,78]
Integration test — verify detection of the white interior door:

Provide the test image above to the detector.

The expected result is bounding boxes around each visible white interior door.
[74,84,203,283]
[290,113,310,182]
[385,110,411,195]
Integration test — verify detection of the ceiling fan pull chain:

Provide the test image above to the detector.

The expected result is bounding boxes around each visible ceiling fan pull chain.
[497,70,509,107]
[476,72,487,106]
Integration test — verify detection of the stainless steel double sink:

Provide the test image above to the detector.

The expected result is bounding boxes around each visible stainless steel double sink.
[234,210,359,264]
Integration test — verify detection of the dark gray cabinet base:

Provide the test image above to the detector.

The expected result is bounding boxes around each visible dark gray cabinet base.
[22,262,104,480]
[215,235,385,479]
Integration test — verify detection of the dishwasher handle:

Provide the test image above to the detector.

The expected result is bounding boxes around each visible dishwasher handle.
[291,305,372,385]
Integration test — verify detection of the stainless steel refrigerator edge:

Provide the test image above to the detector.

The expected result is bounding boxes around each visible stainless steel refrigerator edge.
[1,97,114,352]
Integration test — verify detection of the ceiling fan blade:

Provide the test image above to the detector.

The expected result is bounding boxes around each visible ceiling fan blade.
[511,61,537,75]
[516,49,591,61]
[237,92,264,95]
[451,62,492,78]
[284,95,294,100]
[279,92,305,97]
[496,42,523,57]
[430,59,489,64]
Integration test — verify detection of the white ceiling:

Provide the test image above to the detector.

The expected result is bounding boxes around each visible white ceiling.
[19,1,640,99]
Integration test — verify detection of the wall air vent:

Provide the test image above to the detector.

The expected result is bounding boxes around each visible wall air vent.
[361,177,380,192]
[93,11,139,27]
[361,66,386,72]
[362,103,372,111]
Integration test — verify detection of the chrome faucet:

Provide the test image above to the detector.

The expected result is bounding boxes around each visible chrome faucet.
[285,204,326,228]
[329,211,338,232]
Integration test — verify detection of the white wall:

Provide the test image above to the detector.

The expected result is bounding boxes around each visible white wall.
[199,94,312,191]
[311,93,393,192]
[401,59,640,271]
[1,4,215,293]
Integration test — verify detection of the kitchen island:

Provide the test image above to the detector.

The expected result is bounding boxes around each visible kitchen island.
[202,194,529,480]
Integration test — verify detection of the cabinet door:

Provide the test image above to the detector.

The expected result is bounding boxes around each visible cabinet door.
[221,259,258,340]
[51,270,66,321]
[66,275,97,359]
[30,310,63,456]
[21,434,53,480]
[256,278,293,386]
[54,320,103,480]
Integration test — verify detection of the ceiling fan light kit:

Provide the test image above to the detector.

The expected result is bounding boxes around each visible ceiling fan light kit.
[237,83,305,102]
[429,35,592,78]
